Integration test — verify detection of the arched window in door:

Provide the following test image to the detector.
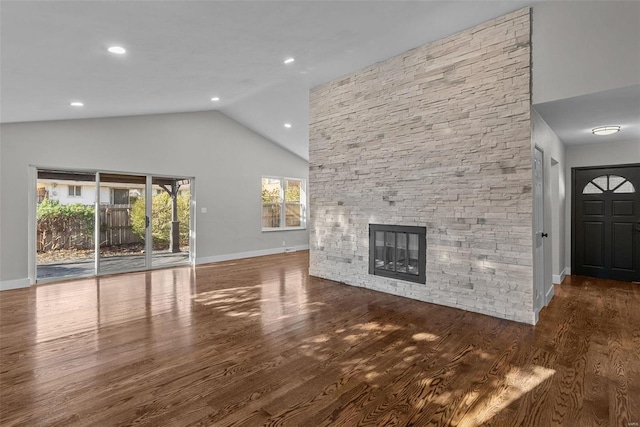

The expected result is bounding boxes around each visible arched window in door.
[582,174,636,194]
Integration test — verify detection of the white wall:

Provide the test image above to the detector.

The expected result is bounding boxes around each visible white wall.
[532,1,640,104]
[564,140,640,272]
[532,109,566,303]
[0,110,309,286]
[550,158,563,282]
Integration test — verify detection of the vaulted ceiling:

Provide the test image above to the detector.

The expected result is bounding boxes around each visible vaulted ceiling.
[1,1,637,159]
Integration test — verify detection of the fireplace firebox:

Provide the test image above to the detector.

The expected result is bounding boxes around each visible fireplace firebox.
[369,224,426,284]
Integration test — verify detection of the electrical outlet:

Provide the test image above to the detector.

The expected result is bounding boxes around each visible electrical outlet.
[282,240,286,246]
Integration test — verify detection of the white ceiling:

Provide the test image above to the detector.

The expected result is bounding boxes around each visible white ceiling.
[3,1,637,160]
[534,85,640,146]
[1,0,539,159]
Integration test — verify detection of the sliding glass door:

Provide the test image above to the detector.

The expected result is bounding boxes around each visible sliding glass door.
[35,168,193,282]
[151,177,191,268]
[36,170,97,280]
[98,173,147,275]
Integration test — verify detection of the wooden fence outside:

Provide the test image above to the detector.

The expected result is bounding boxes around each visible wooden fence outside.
[37,204,143,251]
[99,204,142,248]
[262,203,302,228]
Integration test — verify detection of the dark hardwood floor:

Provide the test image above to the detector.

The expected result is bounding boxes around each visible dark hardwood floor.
[1,251,638,426]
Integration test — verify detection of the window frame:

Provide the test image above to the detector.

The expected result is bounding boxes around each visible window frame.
[261,176,307,232]
[112,188,130,205]
[68,185,82,197]
[582,174,636,194]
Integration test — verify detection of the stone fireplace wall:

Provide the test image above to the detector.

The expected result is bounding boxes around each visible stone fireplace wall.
[309,9,534,323]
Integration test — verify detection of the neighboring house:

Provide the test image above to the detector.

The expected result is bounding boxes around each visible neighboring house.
[37,179,143,205]
[37,180,190,206]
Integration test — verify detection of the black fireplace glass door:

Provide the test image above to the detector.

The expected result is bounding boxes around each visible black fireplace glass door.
[384,232,395,271]
[375,231,385,269]
[408,233,419,275]
[396,233,407,273]
[369,224,426,284]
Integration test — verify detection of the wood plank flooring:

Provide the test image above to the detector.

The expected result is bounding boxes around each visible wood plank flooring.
[1,251,639,426]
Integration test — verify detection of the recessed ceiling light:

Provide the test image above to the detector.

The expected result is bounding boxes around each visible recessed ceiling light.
[211,97,220,102]
[284,58,295,64]
[284,123,292,128]
[108,46,126,54]
[592,126,621,136]
[70,102,84,107]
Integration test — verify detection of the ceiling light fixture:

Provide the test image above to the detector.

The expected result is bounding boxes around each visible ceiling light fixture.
[284,123,292,128]
[284,58,295,64]
[211,97,220,102]
[108,46,126,54]
[70,102,84,107]
[592,126,621,136]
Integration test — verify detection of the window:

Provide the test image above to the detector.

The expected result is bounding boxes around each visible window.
[262,177,306,230]
[68,185,82,197]
[582,174,636,194]
[112,189,130,205]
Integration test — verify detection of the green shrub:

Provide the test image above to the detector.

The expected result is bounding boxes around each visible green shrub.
[131,192,190,249]
[37,200,95,250]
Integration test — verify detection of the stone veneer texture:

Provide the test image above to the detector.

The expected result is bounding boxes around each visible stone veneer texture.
[309,8,534,324]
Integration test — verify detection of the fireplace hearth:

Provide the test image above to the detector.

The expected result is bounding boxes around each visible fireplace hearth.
[369,224,426,284]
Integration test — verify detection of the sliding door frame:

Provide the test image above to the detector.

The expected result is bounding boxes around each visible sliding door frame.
[95,171,101,275]
[30,165,195,284]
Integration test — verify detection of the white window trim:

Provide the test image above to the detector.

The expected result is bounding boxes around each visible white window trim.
[68,185,82,197]
[261,176,307,232]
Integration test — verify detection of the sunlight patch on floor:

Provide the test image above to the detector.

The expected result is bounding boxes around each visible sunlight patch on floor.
[343,334,364,343]
[311,334,330,343]
[412,332,438,342]
[365,371,381,381]
[460,365,555,427]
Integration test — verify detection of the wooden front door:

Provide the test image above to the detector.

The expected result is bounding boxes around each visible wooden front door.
[573,165,640,282]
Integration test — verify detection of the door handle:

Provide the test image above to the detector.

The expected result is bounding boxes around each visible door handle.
[541,233,548,238]
[146,216,150,228]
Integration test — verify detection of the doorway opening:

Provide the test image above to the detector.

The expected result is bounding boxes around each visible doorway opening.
[35,168,193,282]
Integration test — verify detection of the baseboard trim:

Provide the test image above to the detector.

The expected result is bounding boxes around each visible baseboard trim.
[196,245,309,265]
[0,278,31,291]
[552,268,567,285]
[1,247,311,290]
[545,284,555,305]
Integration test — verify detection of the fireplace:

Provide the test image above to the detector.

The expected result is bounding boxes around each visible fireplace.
[369,224,426,284]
